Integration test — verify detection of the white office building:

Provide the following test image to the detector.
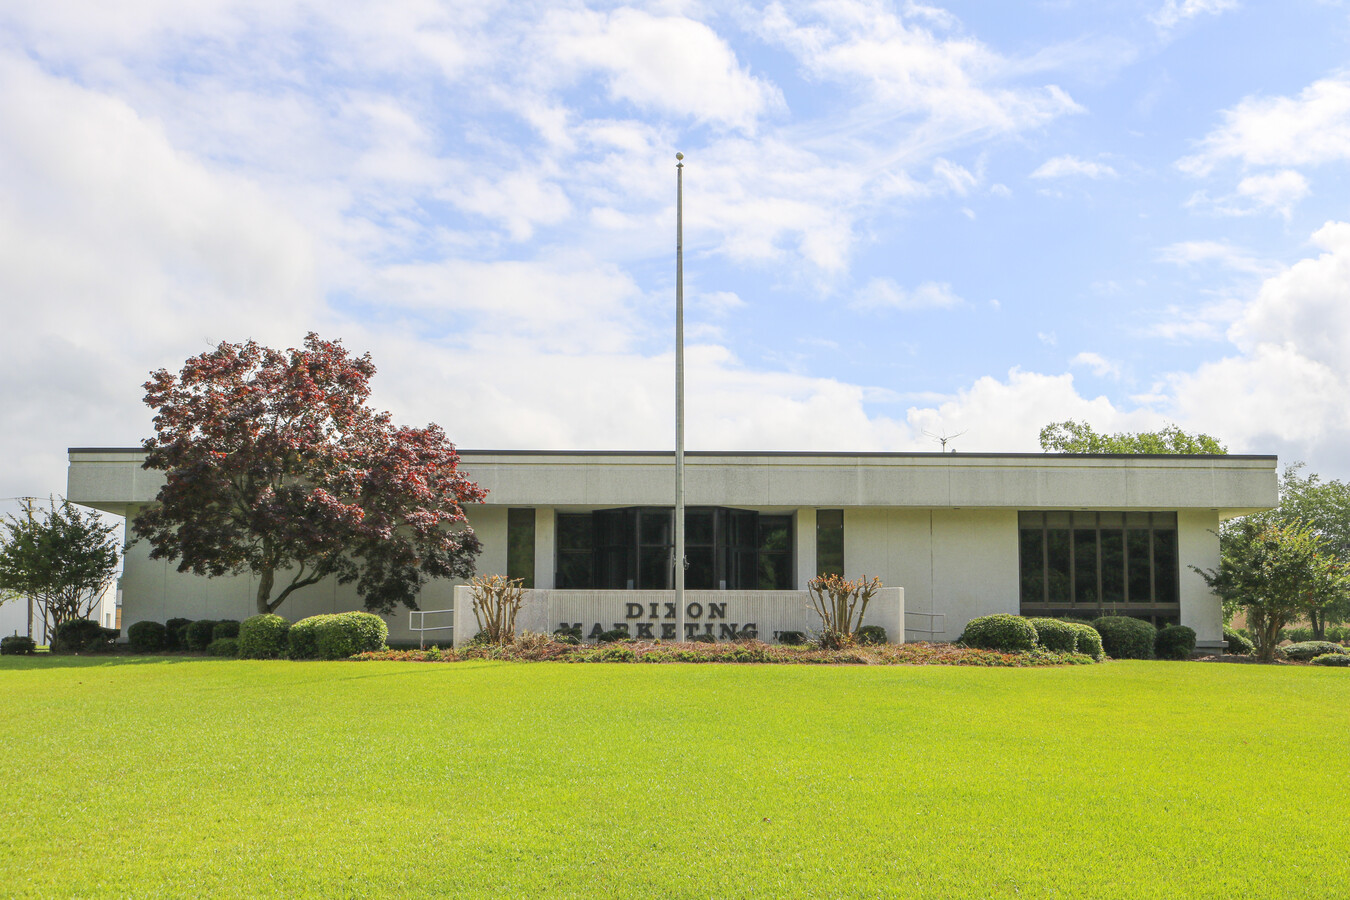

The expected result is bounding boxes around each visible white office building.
[67,448,1278,652]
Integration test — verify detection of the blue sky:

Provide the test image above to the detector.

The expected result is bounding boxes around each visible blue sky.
[5,0,1350,511]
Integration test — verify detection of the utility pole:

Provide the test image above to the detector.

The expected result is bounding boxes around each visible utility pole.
[675,152,686,642]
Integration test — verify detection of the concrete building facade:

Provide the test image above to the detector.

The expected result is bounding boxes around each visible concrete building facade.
[67,448,1278,651]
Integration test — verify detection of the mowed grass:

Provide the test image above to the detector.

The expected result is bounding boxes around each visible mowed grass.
[1,658,1346,899]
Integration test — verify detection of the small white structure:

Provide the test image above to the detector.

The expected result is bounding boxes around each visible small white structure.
[67,448,1278,652]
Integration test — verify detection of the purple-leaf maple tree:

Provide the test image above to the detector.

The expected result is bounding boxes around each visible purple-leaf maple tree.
[132,333,486,616]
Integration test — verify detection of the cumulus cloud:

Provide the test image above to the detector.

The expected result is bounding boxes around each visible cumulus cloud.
[1030,155,1118,179]
[1070,352,1121,379]
[1179,74,1350,175]
[540,7,783,132]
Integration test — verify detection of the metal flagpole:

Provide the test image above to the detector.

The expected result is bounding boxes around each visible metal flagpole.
[674,152,686,643]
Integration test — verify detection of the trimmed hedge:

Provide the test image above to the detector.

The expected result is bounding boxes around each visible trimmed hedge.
[1155,624,1197,661]
[1066,623,1104,661]
[1224,626,1255,656]
[288,612,389,660]
[51,619,118,654]
[1,635,36,655]
[184,620,218,652]
[959,614,1037,652]
[1311,652,1350,667]
[206,637,239,657]
[127,621,167,654]
[238,614,290,659]
[1091,616,1156,660]
[314,612,388,659]
[597,628,631,643]
[1282,641,1349,662]
[1027,618,1077,653]
[287,618,320,659]
[211,620,241,641]
[777,631,806,646]
[856,625,888,645]
[164,618,192,652]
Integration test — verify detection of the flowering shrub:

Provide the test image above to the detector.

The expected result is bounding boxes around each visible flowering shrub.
[351,639,1099,667]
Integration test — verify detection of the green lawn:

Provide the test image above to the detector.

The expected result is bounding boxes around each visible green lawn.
[1,657,1345,898]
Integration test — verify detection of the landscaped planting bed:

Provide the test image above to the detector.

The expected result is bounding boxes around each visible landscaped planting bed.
[1,656,1346,898]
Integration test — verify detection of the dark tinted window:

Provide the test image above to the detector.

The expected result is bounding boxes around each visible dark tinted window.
[507,508,535,589]
[816,509,844,577]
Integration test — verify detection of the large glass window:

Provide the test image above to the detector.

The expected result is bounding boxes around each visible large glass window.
[816,509,844,577]
[1018,511,1179,617]
[554,507,794,590]
[507,508,535,589]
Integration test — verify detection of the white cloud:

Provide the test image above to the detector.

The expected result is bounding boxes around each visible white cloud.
[1184,170,1310,219]
[933,158,978,195]
[1156,240,1272,274]
[851,279,963,311]
[1150,0,1239,31]
[754,0,1082,143]
[1030,155,1118,180]
[541,7,783,132]
[1235,170,1310,218]
[1179,74,1350,175]
[1070,352,1120,379]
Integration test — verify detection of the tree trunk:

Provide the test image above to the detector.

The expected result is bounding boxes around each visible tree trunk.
[1312,609,1325,641]
[256,566,275,615]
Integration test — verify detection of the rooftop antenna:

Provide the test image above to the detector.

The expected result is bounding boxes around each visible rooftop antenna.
[923,427,967,453]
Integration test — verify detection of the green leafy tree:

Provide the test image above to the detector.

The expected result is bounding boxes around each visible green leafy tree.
[0,498,120,642]
[1039,420,1226,454]
[1194,519,1350,662]
[1269,463,1350,638]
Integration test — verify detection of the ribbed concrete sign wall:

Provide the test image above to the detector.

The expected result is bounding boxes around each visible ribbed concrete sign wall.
[452,587,904,648]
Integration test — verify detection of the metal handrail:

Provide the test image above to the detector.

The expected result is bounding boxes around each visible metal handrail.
[409,608,455,650]
[904,611,946,639]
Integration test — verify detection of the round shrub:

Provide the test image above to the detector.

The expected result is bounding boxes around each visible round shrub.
[1310,652,1350,667]
[1282,641,1349,662]
[287,618,320,659]
[856,625,888,645]
[1091,616,1156,660]
[777,630,806,646]
[312,612,388,660]
[51,619,118,654]
[206,637,239,657]
[164,618,192,651]
[127,621,167,654]
[597,628,631,643]
[1,635,36,655]
[958,614,1037,652]
[184,620,218,652]
[1223,626,1254,656]
[238,614,290,659]
[1155,624,1197,661]
[1027,618,1077,653]
[211,620,241,641]
[1066,623,1104,661]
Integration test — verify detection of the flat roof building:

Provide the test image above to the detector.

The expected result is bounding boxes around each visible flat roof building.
[67,448,1279,651]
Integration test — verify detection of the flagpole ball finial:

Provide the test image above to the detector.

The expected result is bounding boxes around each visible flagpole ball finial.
[676,152,684,160]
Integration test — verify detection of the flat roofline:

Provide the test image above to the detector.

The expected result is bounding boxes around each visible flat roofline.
[68,447,1279,461]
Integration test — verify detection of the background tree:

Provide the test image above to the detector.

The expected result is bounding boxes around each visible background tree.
[1266,463,1350,638]
[1039,420,1226,454]
[0,497,120,641]
[1194,519,1350,662]
[132,334,486,616]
